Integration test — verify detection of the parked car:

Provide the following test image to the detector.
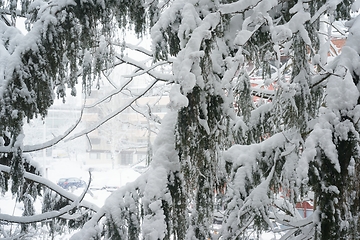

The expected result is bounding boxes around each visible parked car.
[132,165,148,174]
[57,177,86,190]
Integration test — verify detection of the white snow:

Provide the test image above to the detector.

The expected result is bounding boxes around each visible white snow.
[1,0,360,239]
[326,59,360,111]
[234,30,253,46]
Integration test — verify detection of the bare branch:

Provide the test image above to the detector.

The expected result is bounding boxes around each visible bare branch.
[130,104,161,125]
[113,42,175,63]
[0,14,11,26]
[84,77,133,109]
[116,42,153,58]
[66,79,160,141]
[102,70,120,89]
[122,60,171,79]
[0,10,26,19]
[116,54,173,82]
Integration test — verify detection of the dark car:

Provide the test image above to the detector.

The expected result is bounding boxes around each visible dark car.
[57,177,86,189]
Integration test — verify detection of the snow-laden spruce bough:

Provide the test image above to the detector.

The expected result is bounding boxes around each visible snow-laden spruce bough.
[1,0,360,239]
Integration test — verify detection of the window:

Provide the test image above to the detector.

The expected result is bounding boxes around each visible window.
[120,152,133,165]
[89,152,100,159]
[91,138,101,145]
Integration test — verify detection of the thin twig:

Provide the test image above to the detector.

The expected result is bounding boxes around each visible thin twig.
[66,79,159,141]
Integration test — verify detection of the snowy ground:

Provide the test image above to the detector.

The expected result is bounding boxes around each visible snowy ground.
[44,158,141,204]
[0,157,141,239]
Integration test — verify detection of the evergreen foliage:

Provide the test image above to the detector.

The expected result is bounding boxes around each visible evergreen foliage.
[1,0,360,239]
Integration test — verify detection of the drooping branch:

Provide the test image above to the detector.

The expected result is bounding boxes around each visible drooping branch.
[0,199,83,224]
[70,111,181,240]
[0,101,86,154]
[0,165,99,213]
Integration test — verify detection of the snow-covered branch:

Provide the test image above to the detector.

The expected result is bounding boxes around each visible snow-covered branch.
[84,77,133,108]
[71,111,180,239]
[130,104,162,125]
[0,105,85,154]
[220,0,262,15]
[116,54,173,82]
[0,165,100,213]
[0,201,81,224]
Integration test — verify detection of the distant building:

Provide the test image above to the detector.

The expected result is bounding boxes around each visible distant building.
[296,200,314,218]
[82,81,170,168]
[331,37,346,55]
[23,93,83,160]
